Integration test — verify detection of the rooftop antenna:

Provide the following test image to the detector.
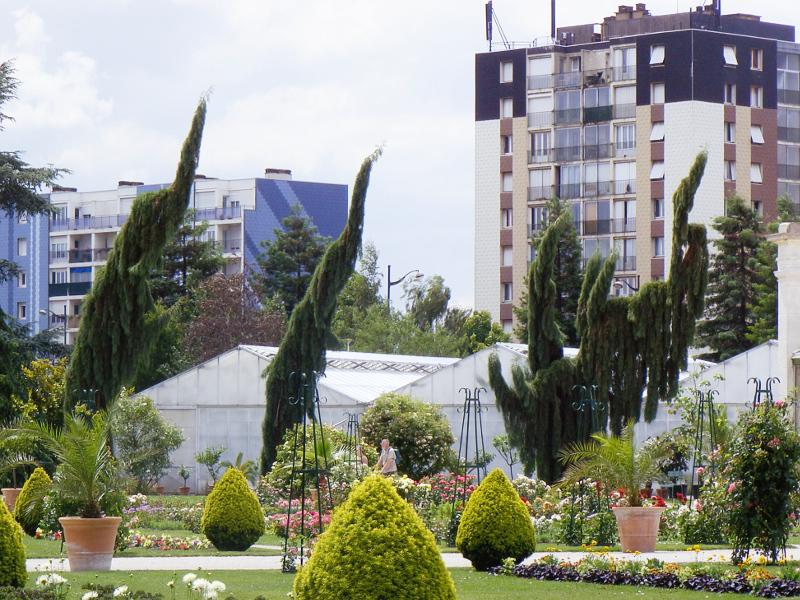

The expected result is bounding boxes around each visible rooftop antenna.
[551,0,556,40]
[485,1,511,51]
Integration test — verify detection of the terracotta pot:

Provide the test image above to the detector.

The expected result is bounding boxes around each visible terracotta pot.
[59,516,121,571]
[178,486,190,496]
[613,506,665,553]
[155,485,166,495]
[1,488,23,512]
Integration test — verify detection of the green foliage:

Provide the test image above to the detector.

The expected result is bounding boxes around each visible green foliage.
[252,204,332,315]
[677,479,729,545]
[220,452,259,485]
[195,446,225,484]
[559,422,668,507]
[727,401,800,564]
[360,393,455,480]
[13,466,51,536]
[406,275,451,331]
[456,469,536,571]
[492,434,518,477]
[330,241,382,348]
[490,153,709,482]
[201,467,265,551]
[0,498,26,588]
[66,98,207,409]
[110,390,184,493]
[261,150,380,474]
[264,424,346,495]
[292,474,456,600]
[514,196,583,346]
[10,358,66,429]
[458,310,510,356]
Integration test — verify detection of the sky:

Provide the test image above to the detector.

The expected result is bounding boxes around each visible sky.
[1,1,799,309]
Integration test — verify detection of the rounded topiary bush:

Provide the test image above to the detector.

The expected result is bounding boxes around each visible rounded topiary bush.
[0,494,26,587]
[201,467,265,551]
[456,468,535,571]
[14,467,52,536]
[293,474,456,600]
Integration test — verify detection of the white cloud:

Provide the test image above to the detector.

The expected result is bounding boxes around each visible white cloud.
[12,8,49,49]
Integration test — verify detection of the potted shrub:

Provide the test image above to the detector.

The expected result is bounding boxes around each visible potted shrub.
[195,446,225,492]
[0,411,123,571]
[560,421,668,552]
[0,437,36,513]
[178,465,192,495]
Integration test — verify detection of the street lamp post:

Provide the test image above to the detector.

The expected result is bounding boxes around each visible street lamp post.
[386,265,423,314]
[39,305,67,346]
[612,277,640,295]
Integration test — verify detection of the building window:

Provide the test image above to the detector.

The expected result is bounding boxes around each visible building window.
[650,45,665,65]
[614,161,636,194]
[501,135,513,155]
[750,86,763,108]
[502,172,513,192]
[751,48,763,71]
[725,160,736,181]
[649,121,665,142]
[651,82,665,104]
[502,246,513,266]
[500,97,514,118]
[653,198,664,219]
[17,211,28,224]
[500,61,513,83]
[530,131,550,161]
[754,200,763,216]
[724,83,736,104]
[750,163,763,184]
[653,236,665,257]
[750,125,765,144]
[649,161,665,180]
[17,238,27,257]
[17,303,26,320]
[51,270,67,284]
[502,320,513,334]
[725,122,736,143]
[723,45,738,66]
[615,123,636,156]
[530,205,548,231]
[502,282,513,303]
[501,208,513,228]
[17,271,26,288]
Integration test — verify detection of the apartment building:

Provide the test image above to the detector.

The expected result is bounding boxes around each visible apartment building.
[0,170,347,343]
[475,2,799,333]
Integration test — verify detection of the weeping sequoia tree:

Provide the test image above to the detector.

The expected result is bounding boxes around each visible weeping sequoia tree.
[489,152,709,483]
[65,99,207,409]
[260,149,381,474]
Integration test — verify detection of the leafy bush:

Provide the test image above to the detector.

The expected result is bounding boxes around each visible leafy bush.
[360,392,455,480]
[456,469,536,571]
[201,467,265,551]
[13,466,51,536]
[676,479,729,545]
[195,446,225,486]
[293,474,456,600]
[0,495,26,587]
[727,401,800,564]
[111,391,184,493]
[0,589,57,599]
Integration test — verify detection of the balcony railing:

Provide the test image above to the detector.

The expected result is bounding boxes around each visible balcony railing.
[527,111,553,129]
[528,222,546,236]
[614,179,637,195]
[778,89,800,106]
[583,180,613,197]
[554,71,581,88]
[613,65,637,81]
[48,281,91,297]
[614,142,637,158]
[583,105,613,123]
[527,74,554,90]
[528,186,552,201]
[778,127,800,143]
[616,255,637,271]
[613,218,637,233]
[94,248,112,261]
[582,219,613,235]
[217,238,243,253]
[584,69,612,86]
[67,316,81,329]
[49,250,68,262]
[555,182,581,199]
[554,108,581,125]
[50,214,129,232]
[779,164,800,180]
[194,206,241,221]
[528,149,552,164]
[553,145,582,162]
[613,103,636,119]
[69,249,94,263]
[583,143,613,160]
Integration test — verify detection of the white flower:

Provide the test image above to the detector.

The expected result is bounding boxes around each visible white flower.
[113,585,128,597]
[46,574,67,586]
[192,578,210,591]
[203,591,218,600]
[183,573,197,584]
[36,575,49,587]
[210,581,226,592]
[82,592,99,600]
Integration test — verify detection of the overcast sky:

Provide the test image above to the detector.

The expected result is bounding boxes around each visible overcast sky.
[1,1,798,309]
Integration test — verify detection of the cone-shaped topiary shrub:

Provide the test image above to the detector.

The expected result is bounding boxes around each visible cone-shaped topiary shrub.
[201,467,265,551]
[456,468,535,571]
[293,474,456,600]
[14,467,52,536]
[0,495,26,587]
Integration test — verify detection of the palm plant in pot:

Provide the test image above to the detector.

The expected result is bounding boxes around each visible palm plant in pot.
[0,410,124,571]
[559,421,668,552]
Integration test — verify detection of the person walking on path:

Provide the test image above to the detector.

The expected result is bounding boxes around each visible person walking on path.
[375,438,397,475]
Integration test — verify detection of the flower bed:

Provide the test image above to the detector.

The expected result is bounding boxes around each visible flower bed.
[126,531,211,551]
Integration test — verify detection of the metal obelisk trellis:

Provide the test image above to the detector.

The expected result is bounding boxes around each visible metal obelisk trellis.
[342,411,366,478]
[451,387,489,515]
[281,371,334,573]
[748,377,780,411]
[688,388,719,498]
[564,384,605,545]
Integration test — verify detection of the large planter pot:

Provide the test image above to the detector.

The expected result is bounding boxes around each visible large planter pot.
[613,506,665,553]
[59,516,122,571]
[1,488,22,512]
[178,486,191,496]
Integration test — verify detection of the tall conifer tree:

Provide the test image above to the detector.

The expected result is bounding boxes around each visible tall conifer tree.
[65,99,207,408]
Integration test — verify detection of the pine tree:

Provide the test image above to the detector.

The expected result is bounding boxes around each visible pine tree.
[513,197,582,345]
[65,98,207,409]
[260,150,380,474]
[489,153,708,482]
[696,196,765,361]
[252,204,331,315]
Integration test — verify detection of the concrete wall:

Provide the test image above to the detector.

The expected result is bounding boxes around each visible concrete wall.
[474,120,501,321]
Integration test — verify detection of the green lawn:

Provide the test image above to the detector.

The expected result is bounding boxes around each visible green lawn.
[26,569,725,599]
